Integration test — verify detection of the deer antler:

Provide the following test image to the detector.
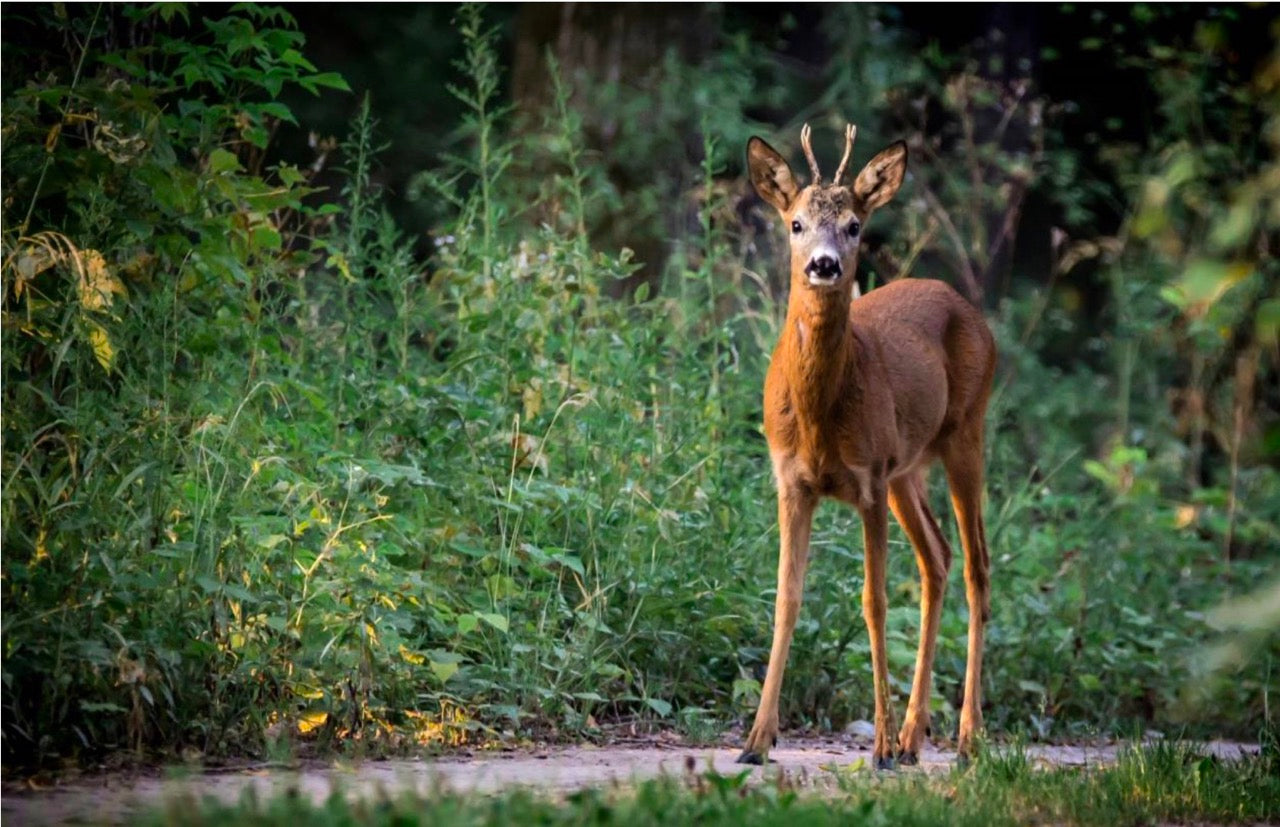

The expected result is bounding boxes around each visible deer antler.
[800,123,821,184]
[832,123,857,186]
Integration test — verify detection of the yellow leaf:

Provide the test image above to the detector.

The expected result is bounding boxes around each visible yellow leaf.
[86,322,115,372]
[78,250,126,311]
[399,645,425,665]
[297,711,328,734]
[1174,504,1199,530]
[33,527,49,563]
[326,252,355,283]
[44,122,62,153]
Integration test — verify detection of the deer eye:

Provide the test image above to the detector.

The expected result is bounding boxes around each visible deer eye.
[847,221,861,238]
[791,220,803,234]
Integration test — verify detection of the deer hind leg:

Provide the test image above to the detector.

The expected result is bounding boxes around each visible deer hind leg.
[943,419,991,759]
[888,472,953,765]
[737,482,816,765]
[859,483,899,769]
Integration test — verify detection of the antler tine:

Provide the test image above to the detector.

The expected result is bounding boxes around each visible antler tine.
[832,123,857,186]
[800,123,821,184]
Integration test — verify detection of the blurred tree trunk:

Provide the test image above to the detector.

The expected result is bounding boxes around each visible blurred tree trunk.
[511,4,720,291]
[512,4,715,129]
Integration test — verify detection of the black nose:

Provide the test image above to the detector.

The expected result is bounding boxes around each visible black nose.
[806,256,841,279]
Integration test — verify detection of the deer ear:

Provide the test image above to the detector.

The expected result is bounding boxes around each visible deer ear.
[853,141,907,212]
[747,136,800,213]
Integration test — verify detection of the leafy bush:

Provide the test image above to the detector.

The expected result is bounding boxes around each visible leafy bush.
[2,2,355,763]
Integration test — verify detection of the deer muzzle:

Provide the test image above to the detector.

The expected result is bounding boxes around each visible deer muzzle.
[805,254,842,286]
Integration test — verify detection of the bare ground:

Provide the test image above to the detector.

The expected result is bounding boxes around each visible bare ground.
[1,736,1257,826]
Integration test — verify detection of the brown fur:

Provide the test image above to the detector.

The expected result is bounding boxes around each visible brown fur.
[739,128,996,768]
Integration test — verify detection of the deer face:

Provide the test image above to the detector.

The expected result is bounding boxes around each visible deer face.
[747,125,907,293]
[785,186,862,289]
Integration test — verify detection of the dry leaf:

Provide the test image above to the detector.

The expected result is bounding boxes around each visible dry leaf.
[78,250,126,311]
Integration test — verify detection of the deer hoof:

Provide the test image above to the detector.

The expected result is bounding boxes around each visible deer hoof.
[899,751,919,766]
[874,754,897,771]
[736,750,767,765]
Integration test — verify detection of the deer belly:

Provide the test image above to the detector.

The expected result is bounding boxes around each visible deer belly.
[774,450,877,510]
[825,466,876,510]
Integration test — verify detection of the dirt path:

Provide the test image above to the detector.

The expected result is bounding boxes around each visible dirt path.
[2,737,1256,826]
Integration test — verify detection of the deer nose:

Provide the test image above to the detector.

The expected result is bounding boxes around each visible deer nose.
[805,255,842,281]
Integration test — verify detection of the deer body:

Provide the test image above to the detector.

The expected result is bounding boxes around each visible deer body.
[739,125,995,768]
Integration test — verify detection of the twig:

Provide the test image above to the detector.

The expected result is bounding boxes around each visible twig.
[918,182,982,304]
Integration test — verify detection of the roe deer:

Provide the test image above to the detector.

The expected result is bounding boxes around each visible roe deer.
[737,123,996,768]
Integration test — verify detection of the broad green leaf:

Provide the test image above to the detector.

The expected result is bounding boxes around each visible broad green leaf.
[81,701,128,713]
[279,48,317,71]
[477,612,509,633]
[430,660,459,683]
[257,101,297,124]
[194,575,223,594]
[1170,259,1252,311]
[277,164,305,186]
[208,147,242,174]
[1210,201,1258,250]
[552,552,585,577]
[243,125,271,149]
[304,72,351,92]
[457,613,479,634]
[252,225,282,251]
[223,583,256,603]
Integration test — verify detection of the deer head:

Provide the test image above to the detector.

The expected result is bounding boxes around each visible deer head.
[747,123,907,296]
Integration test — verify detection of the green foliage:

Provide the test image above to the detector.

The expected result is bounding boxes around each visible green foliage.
[1,3,1276,773]
[2,1,356,764]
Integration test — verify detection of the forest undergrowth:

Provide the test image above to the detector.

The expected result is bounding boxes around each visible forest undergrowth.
[2,3,1277,772]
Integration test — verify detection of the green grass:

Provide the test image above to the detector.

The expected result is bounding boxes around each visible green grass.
[139,743,1280,826]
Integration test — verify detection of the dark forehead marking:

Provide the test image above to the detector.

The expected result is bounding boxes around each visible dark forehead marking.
[802,186,853,221]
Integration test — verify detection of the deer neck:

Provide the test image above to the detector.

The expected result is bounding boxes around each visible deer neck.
[782,284,856,417]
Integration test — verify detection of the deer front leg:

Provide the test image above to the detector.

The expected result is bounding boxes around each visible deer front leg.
[737,481,815,765]
[861,486,899,769]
